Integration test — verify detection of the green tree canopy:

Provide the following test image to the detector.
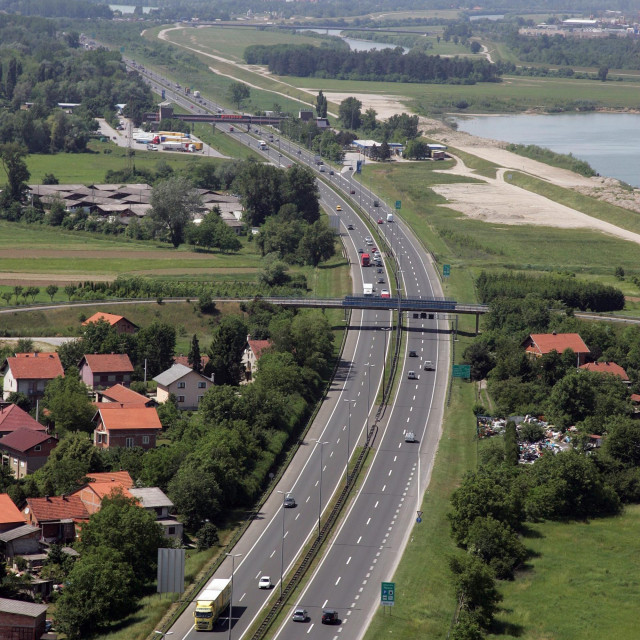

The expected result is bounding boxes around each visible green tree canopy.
[338,96,362,129]
[42,368,95,435]
[206,315,248,386]
[149,176,202,247]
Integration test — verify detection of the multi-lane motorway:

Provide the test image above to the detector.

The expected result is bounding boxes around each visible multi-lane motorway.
[129,63,449,640]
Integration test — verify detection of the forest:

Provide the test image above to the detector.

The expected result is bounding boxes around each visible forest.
[244,44,501,84]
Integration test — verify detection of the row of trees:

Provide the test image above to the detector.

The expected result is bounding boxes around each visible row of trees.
[475,271,625,312]
[244,44,501,84]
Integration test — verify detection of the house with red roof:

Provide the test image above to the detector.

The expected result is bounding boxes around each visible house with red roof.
[0,429,58,479]
[72,479,133,515]
[0,494,26,533]
[174,354,210,371]
[23,494,89,543]
[82,311,138,334]
[523,332,590,366]
[78,353,134,390]
[241,335,273,381]
[0,404,47,438]
[579,361,630,383]
[93,404,162,449]
[96,384,154,406]
[0,353,64,401]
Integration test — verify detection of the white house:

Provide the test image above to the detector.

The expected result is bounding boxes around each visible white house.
[153,364,213,410]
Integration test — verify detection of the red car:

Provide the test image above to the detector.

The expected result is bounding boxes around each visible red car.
[377,218,384,224]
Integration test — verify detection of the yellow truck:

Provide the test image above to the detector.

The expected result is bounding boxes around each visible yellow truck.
[193,578,231,631]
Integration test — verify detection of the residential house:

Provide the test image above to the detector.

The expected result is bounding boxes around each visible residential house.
[0,353,64,401]
[129,487,183,541]
[93,404,162,449]
[241,335,272,381]
[0,494,26,533]
[154,363,213,410]
[0,598,48,640]
[86,470,134,485]
[173,354,210,371]
[523,332,590,366]
[82,311,139,334]
[78,353,134,390]
[0,404,47,438]
[0,429,58,479]
[23,495,89,543]
[73,477,133,515]
[96,384,154,406]
[579,361,630,383]
[0,524,41,563]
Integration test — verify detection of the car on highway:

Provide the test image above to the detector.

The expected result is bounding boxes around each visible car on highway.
[322,609,339,624]
[373,200,380,207]
[336,205,342,211]
[377,218,384,224]
[347,224,354,230]
[409,350,418,357]
[407,370,417,380]
[377,267,383,273]
[329,170,334,175]
[229,126,234,132]
[380,289,390,298]
[258,576,272,589]
[358,248,364,253]
[424,361,435,371]
[350,188,356,194]
[283,494,296,508]
[405,431,417,443]
[377,276,384,283]
[292,608,309,622]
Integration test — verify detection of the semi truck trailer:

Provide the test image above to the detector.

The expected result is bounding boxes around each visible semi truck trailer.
[193,578,231,631]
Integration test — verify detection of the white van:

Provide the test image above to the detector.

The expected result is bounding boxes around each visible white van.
[386,213,394,222]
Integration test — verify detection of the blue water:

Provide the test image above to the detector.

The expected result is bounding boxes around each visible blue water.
[299,28,410,54]
[455,112,640,187]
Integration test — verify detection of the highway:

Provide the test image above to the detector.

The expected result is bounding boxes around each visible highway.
[128,61,448,640]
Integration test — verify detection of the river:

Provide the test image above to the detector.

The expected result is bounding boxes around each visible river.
[298,28,409,53]
[454,112,640,187]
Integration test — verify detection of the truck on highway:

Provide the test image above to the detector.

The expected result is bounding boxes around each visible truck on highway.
[193,90,201,98]
[194,578,231,631]
[361,253,370,267]
[258,140,268,150]
[363,283,373,296]
[387,213,394,222]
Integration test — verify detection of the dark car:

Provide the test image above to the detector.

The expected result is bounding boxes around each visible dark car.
[329,170,335,175]
[377,268,383,274]
[347,224,354,230]
[283,494,296,508]
[373,200,380,207]
[322,609,339,625]
[350,189,356,194]
[358,248,364,253]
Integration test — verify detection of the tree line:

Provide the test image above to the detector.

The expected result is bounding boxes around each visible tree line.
[475,271,625,312]
[244,44,501,84]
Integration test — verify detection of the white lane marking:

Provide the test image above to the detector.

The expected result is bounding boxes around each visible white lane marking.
[374,501,379,508]
[357,536,362,544]
[306,496,311,503]
[382,484,386,491]
[366,517,371,526]
[315,481,319,487]
[295,513,300,520]
[323,599,328,608]
[307,624,314,634]
[239,592,246,602]
[346,556,351,565]
[393,455,397,462]
[270,549,275,558]
[284,531,288,539]
[388,469,392,477]
[255,572,261,579]
[335,576,341,586]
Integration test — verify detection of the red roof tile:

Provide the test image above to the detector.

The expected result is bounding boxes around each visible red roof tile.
[86,471,134,488]
[80,354,134,374]
[82,312,128,327]
[174,355,210,369]
[580,361,629,381]
[0,428,56,453]
[1,353,64,380]
[26,495,89,523]
[98,384,149,405]
[525,333,590,356]
[0,494,26,525]
[248,339,272,361]
[0,404,47,433]
[631,393,640,403]
[95,405,162,431]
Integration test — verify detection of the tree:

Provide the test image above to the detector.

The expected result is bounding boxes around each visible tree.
[379,140,391,162]
[12,286,23,305]
[338,97,362,130]
[42,173,59,185]
[64,284,75,301]
[404,139,430,160]
[42,368,95,435]
[360,107,378,133]
[206,315,248,385]
[467,516,527,579]
[297,220,336,267]
[281,165,320,224]
[290,311,334,374]
[470,41,482,54]
[463,341,494,381]
[228,82,250,110]
[188,334,202,373]
[598,66,609,82]
[169,465,222,529]
[449,554,502,629]
[55,547,137,639]
[149,176,202,247]
[196,522,220,551]
[45,284,59,302]
[603,417,640,467]
[79,491,165,583]
[6,392,30,412]
[26,286,39,303]
[1,292,11,306]
[0,143,30,204]
[503,420,519,466]
[315,90,327,118]
[136,322,176,378]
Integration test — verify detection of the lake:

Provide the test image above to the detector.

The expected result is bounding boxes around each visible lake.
[454,112,640,187]
[299,28,409,53]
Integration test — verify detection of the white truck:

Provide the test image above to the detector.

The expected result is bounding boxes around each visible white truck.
[194,578,231,631]
[386,213,394,222]
[258,140,268,150]
[363,283,373,296]
[193,90,201,98]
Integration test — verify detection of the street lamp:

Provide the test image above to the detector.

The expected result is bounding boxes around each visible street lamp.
[276,490,292,598]
[312,440,329,538]
[225,553,242,640]
[343,399,356,485]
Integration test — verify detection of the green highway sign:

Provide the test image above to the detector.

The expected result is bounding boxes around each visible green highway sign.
[395,200,401,210]
[443,264,451,277]
[452,364,471,379]
[381,581,395,606]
